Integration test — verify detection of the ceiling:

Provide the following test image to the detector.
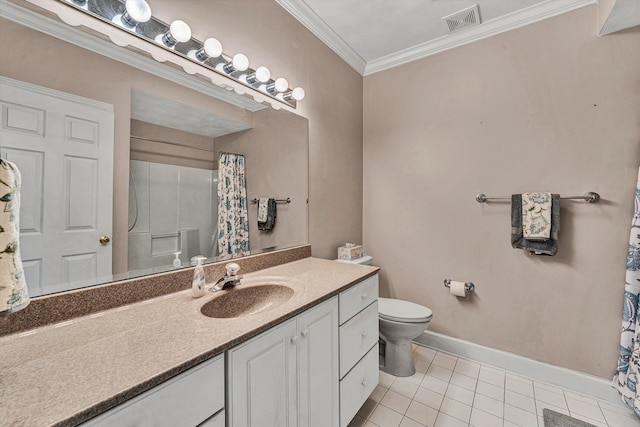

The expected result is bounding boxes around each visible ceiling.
[276,0,597,75]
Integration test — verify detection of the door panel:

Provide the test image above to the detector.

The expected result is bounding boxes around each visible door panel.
[0,78,114,296]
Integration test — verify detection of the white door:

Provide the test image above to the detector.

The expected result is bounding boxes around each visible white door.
[297,297,339,427]
[227,318,298,427]
[0,77,114,296]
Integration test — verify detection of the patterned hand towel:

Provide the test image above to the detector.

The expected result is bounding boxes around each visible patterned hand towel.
[0,159,30,315]
[511,193,560,256]
[257,198,269,223]
[522,192,552,240]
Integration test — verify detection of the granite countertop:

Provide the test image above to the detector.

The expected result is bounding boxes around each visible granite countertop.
[0,257,378,427]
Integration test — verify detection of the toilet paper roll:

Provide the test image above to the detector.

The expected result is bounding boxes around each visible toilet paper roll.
[449,280,467,297]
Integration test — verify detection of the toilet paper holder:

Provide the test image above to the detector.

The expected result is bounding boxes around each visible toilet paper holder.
[444,279,475,292]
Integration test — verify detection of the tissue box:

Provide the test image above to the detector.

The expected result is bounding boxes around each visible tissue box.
[338,244,363,261]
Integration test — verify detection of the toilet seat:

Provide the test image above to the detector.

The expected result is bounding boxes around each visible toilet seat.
[379,297,433,323]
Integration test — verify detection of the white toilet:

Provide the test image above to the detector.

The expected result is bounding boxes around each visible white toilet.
[337,255,434,377]
[378,297,433,376]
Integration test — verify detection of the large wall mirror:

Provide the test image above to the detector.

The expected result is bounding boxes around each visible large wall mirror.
[0,9,309,298]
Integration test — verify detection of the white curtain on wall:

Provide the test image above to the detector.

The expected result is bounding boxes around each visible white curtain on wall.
[216,153,249,259]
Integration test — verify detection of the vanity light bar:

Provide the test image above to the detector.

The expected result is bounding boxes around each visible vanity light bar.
[61,0,304,108]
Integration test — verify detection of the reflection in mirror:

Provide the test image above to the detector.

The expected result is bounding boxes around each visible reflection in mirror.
[0,16,309,298]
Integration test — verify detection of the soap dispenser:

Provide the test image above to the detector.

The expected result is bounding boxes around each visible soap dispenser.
[192,257,206,298]
[172,251,182,268]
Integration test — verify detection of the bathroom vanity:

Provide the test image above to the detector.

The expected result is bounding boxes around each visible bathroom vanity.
[0,258,378,427]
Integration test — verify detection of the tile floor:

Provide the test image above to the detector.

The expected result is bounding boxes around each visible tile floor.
[348,345,639,427]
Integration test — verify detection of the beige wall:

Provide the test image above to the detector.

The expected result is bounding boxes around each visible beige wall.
[363,5,640,378]
[216,108,309,254]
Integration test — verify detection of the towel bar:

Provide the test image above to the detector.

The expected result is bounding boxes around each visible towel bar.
[475,192,600,203]
[250,198,291,204]
[444,279,475,292]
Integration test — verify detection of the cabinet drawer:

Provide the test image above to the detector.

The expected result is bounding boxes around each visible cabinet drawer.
[339,344,379,427]
[82,355,225,427]
[339,301,378,379]
[339,274,378,324]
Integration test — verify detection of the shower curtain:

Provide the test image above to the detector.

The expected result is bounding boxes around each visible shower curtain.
[613,166,640,418]
[216,153,249,259]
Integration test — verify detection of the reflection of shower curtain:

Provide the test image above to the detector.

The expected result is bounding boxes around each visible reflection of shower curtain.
[217,153,249,259]
[613,166,640,418]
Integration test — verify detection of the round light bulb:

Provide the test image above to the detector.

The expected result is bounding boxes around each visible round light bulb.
[254,67,271,83]
[125,0,151,23]
[202,38,223,58]
[232,53,249,72]
[274,77,289,93]
[291,87,305,101]
[169,20,191,43]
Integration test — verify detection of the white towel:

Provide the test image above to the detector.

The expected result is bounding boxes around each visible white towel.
[0,159,29,315]
[522,192,552,241]
[257,198,269,222]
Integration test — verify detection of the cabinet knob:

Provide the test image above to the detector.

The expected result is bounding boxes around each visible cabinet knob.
[301,329,309,338]
[362,379,368,387]
[361,293,367,300]
[290,336,298,344]
[361,330,368,339]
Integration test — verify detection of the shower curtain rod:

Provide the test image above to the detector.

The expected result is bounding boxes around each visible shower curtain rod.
[130,135,216,153]
[475,192,600,203]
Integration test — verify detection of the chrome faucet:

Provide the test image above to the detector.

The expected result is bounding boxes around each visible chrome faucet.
[210,262,243,292]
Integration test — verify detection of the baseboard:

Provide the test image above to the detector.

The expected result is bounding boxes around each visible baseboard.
[415,330,623,405]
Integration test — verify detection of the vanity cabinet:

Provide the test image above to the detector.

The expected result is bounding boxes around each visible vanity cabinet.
[338,274,379,427]
[227,296,339,427]
[80,354,225,427]
[79,273,378,427]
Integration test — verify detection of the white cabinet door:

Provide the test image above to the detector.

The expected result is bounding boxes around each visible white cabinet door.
[298,297,339,427]
[227,318,298,427]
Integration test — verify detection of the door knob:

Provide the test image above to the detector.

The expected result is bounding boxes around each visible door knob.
[99,235,111,245]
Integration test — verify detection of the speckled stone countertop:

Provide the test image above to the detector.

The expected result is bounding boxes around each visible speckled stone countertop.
[0,258,378,427]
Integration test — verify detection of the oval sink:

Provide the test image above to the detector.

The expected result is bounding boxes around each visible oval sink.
[200,284,294,318]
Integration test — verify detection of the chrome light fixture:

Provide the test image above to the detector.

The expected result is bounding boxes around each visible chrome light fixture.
[118,0,151,27]
[158,19,192,47]
[59,0,305,108]
[191,37,223,62]
[246,66,270,85]
[266,77,289,94]
[222,53,249,74]
[283,87,305,101]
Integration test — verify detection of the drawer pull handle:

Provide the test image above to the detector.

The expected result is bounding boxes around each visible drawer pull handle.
[361,331,368,339]
[361,293,367,299]
[301,329,309,338]
[362,379,368,387]
[290,336,298,344]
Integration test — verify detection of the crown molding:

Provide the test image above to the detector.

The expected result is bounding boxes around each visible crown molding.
[365,0,596,75]
[276,0,367,75]
[1,0,269,112]
[276,0,596,77]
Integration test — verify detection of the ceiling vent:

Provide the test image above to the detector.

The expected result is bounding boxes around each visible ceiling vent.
[442,4,482,33]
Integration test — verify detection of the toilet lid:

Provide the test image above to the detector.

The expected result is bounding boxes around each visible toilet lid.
[379,297,433,323]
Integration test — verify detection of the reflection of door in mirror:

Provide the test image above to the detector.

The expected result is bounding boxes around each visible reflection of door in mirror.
[0,77,114,297]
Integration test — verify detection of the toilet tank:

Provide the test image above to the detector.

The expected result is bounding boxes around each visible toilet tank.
[335,254,373,265]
